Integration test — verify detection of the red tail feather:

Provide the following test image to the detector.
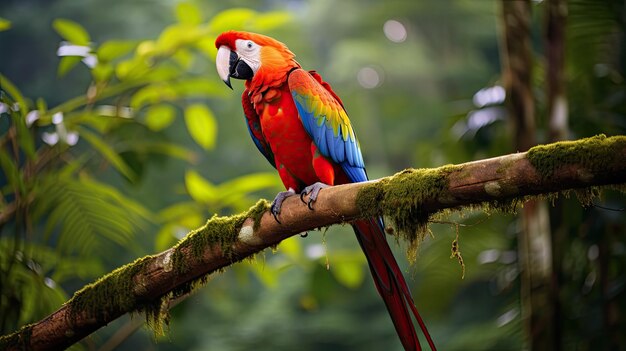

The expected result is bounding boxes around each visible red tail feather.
[353,219,437,351]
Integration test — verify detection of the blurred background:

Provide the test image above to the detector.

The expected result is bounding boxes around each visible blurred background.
[1,0,625,350]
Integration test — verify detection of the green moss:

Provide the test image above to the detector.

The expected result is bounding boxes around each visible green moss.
[527,134,626,178]
[171,199,270,275]
[356,166,458,259]
[141,299,169,337]
[356,137,626,262]
[63,255,174,336]
[248,199,270,231]
[164,199,271,315]
[68,256,152,324]
[60,200,272,339]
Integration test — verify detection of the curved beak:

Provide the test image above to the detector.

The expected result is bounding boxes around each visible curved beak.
[216,45,255,90]
[216,45,233,89]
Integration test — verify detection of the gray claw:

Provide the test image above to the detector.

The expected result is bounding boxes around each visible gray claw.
[270,189,296,223]
[300,182,329,210]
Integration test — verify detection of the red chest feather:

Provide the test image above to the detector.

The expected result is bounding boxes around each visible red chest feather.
[253,85,319,188]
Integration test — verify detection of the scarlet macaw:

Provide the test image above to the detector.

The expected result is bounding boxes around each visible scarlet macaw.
[215,31,436,351]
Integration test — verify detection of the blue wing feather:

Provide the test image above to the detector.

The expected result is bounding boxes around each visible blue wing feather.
[245,116,276,168]
[288,69,367,183]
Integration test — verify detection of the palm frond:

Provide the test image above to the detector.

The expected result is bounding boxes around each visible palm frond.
[31,173,153,255]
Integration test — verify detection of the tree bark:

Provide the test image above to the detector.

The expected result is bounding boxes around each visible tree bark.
[1,135,626,351]
[500,1,555,349]
[545,1,568,350]
[500,0,535,153]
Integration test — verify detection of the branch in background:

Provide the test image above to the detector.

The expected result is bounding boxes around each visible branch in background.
[545,1,568,350]
[500,0,556,347]
[1,135,625,351]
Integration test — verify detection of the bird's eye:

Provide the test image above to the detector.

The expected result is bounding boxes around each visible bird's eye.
[247,41,253,49]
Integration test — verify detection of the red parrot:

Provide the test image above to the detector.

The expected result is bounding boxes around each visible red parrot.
[215,31,436,351]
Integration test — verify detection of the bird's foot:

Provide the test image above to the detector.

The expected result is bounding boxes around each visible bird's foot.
[270,188,296,223]
[299,182,329,210]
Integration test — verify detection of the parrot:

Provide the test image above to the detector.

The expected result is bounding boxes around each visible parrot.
[215,31,436,351]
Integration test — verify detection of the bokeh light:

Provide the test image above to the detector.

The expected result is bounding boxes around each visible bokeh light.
[383,19,407,43]
[357,66,383,89]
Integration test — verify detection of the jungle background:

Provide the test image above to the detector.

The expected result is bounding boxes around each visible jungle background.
[1,0,625,350]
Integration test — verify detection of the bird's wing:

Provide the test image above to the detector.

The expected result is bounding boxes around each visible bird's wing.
[288,69,367,182]
[242,90,276,168]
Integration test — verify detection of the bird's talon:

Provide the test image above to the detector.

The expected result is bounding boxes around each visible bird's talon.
[300,232,308,238]
[270,204,283,224]
[300,182,329,211]
[270,188,296,224]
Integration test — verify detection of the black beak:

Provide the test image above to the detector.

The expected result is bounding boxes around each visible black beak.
[223,76,232,90]
[216,46,254,90]
[228,51,254,82]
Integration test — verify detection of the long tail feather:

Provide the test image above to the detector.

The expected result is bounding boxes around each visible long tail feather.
[353,218,437,351]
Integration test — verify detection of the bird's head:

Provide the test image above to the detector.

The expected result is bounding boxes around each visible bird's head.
[215,31,298,89]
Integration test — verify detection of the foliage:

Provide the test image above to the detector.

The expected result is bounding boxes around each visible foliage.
[0,0,625,350]
[0,2,287,340]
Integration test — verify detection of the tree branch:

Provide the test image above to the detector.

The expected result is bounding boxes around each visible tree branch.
[2,135,625,350]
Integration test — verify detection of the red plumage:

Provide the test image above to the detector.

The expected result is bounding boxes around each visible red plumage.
[215,31,436,351]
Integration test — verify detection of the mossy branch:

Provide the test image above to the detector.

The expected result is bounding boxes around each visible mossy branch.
[2,135,626,350]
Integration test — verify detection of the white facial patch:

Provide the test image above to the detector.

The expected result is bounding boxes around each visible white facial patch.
[235,39,262,74]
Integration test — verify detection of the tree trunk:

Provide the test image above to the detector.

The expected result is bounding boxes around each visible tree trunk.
[500,1,555,349]
[545,1,568,350]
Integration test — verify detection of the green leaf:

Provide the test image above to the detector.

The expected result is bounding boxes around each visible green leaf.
[14,113,36,160]
[115,57,151,80]
[184,104,217,150]
[76,111,125,133]
[145,103,176,131]
[79,174,152,220]
[185,170,218,204]
[79,128,136,181]
[53,256,105,282]
[52,19,90,46]
[172,48,193,69]
[208,8,256,33]
[278,236,302,261]
[97,40,136,61]
[133,141,197,162]
[0,75,36,159]
[32,176,151,255]
[158,201,199,222]
[195,37,217,58]
[0,147,23,195]
[36,98,48,113]
[91,62,114,82]
[216,173,281,208]
[330,259,365,289]
[155,225,179,252]
[0,239,88,325]
[176,2,202,25]
[130,84,177,109]
[0,18,11,31]
[57,56,82,77]
[217,173,280,195]
[247,260,278,288]
[0,73,27,116]
[252,12,292,31]
[171,78,226,98]
[156,24,202,53]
